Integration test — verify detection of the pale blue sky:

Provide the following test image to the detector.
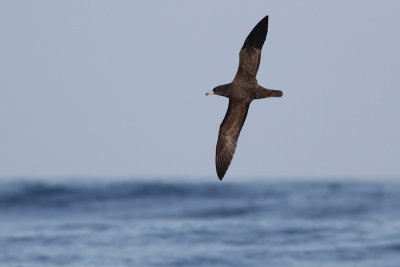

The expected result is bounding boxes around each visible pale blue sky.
[1,1,399,180]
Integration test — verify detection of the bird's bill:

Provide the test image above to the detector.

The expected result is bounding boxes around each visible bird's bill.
[206,91,214,96]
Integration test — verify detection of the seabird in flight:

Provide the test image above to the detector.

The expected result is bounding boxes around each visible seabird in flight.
[206,15,283,180]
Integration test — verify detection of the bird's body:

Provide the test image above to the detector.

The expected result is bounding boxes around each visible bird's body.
[206,15,283,180]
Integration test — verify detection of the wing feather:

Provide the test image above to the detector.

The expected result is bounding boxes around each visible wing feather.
[235,16,269,79]
[216,99,250,179]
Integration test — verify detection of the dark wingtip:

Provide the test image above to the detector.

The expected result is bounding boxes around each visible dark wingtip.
[262,15,269,23]
[242,15,269,50]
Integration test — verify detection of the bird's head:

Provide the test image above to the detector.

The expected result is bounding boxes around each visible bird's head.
[206,84,230,98]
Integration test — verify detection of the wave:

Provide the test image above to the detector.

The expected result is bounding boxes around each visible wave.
[0,180,270,209]
[1,179,399,215]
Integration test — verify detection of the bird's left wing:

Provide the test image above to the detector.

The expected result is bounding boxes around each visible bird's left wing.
[234,15,269,79]
[216,99,250,180]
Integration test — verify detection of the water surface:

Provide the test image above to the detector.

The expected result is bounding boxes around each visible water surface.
[1,179,400,266]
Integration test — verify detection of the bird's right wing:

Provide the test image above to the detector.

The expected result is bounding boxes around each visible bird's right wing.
[234,16,269,79]
[216,99,250,180]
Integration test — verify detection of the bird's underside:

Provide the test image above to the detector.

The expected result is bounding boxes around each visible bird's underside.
[209,15,282,180]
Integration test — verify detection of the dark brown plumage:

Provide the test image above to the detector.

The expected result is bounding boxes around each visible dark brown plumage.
[206,15,283,180]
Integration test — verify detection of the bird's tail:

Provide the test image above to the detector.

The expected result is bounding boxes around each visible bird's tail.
[253,86,283,99]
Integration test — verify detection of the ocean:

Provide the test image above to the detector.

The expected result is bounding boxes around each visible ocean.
[1,179,400,267]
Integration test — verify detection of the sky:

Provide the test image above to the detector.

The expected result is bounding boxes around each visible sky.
[1,1,399,180]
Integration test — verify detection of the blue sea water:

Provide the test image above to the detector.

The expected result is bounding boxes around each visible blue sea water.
[1,179,400,267]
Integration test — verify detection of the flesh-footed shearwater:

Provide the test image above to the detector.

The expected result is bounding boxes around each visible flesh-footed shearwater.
[206,15,283,180]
